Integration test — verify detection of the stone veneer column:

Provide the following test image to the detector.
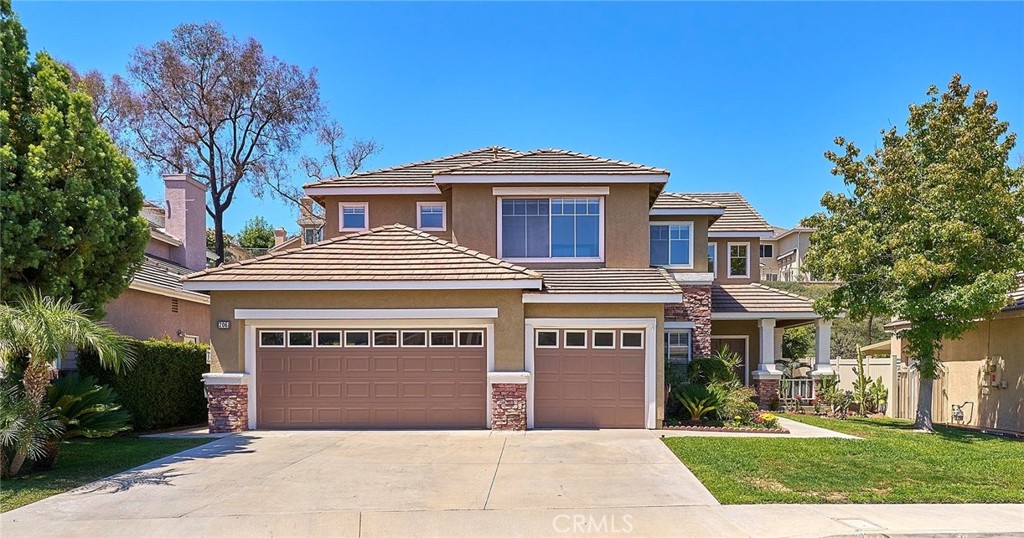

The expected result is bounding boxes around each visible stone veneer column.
[664,285,712,357]
[203,373,250,433]
[488,372,530,431]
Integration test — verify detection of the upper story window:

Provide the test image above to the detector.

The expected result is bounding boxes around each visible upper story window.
[759,244,774,258]
[417,202,446,231]
[499,197,602,260]
[303,227,323,245]
[649,223,693,268]
[728,242,750,278]
[708,243,717,275]
[339,202,368,232]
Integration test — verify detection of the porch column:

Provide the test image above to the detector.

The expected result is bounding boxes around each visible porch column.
[752,318,782,408]
[774,327,785,361]
[811,318,834,377]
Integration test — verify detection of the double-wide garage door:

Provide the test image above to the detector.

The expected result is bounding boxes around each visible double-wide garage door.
[534,328,646,428]
[256,328,486,429]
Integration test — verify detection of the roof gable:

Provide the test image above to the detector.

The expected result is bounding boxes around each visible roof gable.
[435,148,669,178]
[674,192,774,233]
[183,224,542,290]
[305,147,521,189]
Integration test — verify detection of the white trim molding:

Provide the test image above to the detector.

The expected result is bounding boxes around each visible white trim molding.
[671,272,715,286]
[487,371,531,384]
[129,281,211,304]
[492,186,609,196]
[235,308,499,320]
[649,208,726,216]
[524,317,658,429]
[305,186,441,196]
[665,321,697,329]
[437,174,669,184]
[185,279,543,291]
[522,293,682,304]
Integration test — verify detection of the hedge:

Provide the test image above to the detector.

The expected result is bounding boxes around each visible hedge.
[77,338,209,431]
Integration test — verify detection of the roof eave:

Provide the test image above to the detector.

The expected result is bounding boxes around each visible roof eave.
[433,173,670,184]
[182,279,544,292]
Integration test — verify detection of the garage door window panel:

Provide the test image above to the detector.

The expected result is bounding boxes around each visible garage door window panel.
[373,331,399,347]
[620,331,644,349]
[564,330,587,349]
[316,331,342,347]
[402,331,427,347]
[430,331,455,347]
[288,331,314,347]
[345,331,370,347]
[260,331,285,347]
[458,330,484,347]
[536,330,559,348]
[592,331,615,349]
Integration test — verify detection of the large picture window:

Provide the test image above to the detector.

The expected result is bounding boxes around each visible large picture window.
[649,223,693,267]
[500,197,601,260]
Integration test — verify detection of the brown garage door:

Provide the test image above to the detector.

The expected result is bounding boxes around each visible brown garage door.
[534,329,646,428]
[256,328,486,429]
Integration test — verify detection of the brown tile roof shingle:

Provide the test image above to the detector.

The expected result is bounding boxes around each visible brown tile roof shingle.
[671,192,774,233]
[305,147,522,189]
[651,193,726,211]
[183,224,541,285]
[712,283,818,314]
[436,149,669,177]
[535,268,682,294]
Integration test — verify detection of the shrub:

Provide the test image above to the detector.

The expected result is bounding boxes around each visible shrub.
[752,411,780,429]
[673,383,727,422]
[719,385,758,423]
[78,339,208,431]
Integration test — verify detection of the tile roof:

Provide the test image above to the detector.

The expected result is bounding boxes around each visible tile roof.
[535,268,682,294]
[148,221,182,246]
[652,193,727,211]
[132,255,208,302]
[183,224,541,284]
[712,283,818,314]
[304,147,522,189]
[1007,276,1024,310]
[435,149,669,177]
[674,192,774,233]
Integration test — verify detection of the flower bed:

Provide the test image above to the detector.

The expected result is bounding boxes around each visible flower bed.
[661,422,790,434]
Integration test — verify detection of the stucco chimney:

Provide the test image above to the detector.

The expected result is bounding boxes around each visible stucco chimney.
[274,227,287,247]
[162,172,208,271]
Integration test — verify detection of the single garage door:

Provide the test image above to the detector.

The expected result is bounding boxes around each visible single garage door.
[534,328,646,428]
[256,328,486,429]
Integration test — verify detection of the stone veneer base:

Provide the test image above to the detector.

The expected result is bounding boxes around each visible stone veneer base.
[207,384,249,433]
[490,383,527,431]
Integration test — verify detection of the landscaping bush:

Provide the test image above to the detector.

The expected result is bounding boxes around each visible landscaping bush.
[77,339,208,431]
[673,383,727,422]
[685,357,733,386]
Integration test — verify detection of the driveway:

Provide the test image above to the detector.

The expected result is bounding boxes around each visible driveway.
[2,429,718,537]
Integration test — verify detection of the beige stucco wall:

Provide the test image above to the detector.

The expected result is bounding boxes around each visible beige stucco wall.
[932,313,1024,432]
[104,289,211,343]
[525,302,666,419]
[320,193,453,241]
[711,319,760,382]
[649,215,711,273]
[207,289,525,374]
[710,237,762,283]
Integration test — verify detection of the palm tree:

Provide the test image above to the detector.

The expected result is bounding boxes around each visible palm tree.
[0,291,135,475]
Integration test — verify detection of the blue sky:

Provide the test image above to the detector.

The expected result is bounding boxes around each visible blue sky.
[17,1,1024,233]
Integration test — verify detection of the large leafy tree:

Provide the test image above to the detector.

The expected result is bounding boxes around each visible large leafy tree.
[805,75,1024,431]
[0,0,148,316]
[237,216,276,249]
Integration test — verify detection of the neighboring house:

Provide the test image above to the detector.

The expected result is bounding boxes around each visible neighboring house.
[184,147,832,433]
[103,173,211,346]
[885,279,1024,433]
[270,196,326,253]
[760,225,816,282]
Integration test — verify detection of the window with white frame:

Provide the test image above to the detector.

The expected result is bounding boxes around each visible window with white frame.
[417,202,446,231]
[458,330,484,347]
[499,198,601,260]
[592,330,615,349]
[665,329,693,379]
[536,330,559,348]
[649,223,693,267]
[316,331,342,347]
[707,243,717,275]
[339,202,368,231]
[288,331,313,347]
[259,331,285,347]
[620,331,644,349]
[728,243,749,278]
[563,330,587,349]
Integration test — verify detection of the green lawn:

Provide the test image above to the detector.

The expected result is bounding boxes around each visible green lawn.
[1,436,210,512]
[664,415,1024,504]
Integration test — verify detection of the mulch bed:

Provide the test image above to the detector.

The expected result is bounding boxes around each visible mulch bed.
[661,423,789,434]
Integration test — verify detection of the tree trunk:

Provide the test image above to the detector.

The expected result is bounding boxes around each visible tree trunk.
[34,439,60,471]
[914,374,935,431]
[22,362,52,407]
[213,209,225,265]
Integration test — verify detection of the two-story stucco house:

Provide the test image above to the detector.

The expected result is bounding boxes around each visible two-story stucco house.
[183,148,833,432]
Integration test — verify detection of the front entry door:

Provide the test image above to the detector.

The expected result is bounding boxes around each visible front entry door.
[711,337,748,385]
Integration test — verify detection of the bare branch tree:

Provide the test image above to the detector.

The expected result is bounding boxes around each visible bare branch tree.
[110,22,324,263]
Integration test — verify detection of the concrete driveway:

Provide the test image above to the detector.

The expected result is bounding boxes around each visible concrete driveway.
[2,429,719,537]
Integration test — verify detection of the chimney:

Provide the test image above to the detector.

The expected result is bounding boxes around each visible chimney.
[274,227,287,247]
[162,172,208,271]
[140,201,165,228]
